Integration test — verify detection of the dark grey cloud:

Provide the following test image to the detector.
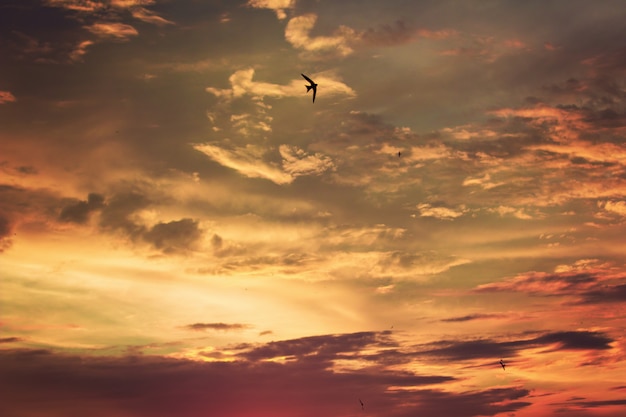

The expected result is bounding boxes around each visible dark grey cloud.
[15,165,38,175]
[0,342,517,417]
[418,330,614,361]
[142,218,202,253]
[239,331,396,363]
[420,339,517,361]
[387,386,531,417]
[97,192,202,253]
[533,331,613,351]
[99,191,151,237]
[185,322,250,332]
[59,192,105,223]
[440,313,508,323]
[0,337,22,343]
[474,268,626,306]
[0,214,11,239]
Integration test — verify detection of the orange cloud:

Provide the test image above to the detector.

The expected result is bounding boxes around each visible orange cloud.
[0,91,16,104]
[285,14,357,57]
[86,22,138,41]
[246,0,295,20]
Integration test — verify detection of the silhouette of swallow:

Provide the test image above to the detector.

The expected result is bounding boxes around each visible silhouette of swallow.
[359,398,365,410]
[301,73,317,103]
[500,359,506,370]
[398,151,402,157]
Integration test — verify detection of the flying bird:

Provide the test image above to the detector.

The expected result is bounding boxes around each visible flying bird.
[301,73,317,103]
[359,398,365,410]
[500,359,506,370]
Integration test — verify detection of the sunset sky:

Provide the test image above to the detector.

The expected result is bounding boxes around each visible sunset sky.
[1,1,626,416]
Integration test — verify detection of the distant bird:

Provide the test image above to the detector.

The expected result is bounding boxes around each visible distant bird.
[398,151,402,157]
[359,398,365,410]
[499,359,506,370]
[301,73,318,103]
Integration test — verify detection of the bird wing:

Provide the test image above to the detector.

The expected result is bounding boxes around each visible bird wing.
[312,86,316,103]
[301,73,314,84]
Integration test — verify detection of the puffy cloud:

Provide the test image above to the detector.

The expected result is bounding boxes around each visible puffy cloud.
[285,14,357,57]
[599,200,626,217]
[246,0,295,20]
[59,193,105,224]
[206,68,355,102]
[142,218,202,253]
[279,145,335,177]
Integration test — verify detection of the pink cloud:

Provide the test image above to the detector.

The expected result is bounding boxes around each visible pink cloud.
[0,91,16,104]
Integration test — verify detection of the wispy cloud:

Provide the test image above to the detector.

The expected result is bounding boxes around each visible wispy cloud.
[0,91,16,104]
[194,143,294,184]
[474,260,626,305]
[415,203,468,220]
[185,323,251,331]
[85,22,138,41]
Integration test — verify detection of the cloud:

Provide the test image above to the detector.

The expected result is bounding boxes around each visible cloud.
[47,0,172,27]
[99,191,151,237]
[416,203,468,220]
[487,205,533,220]
[59,193,105,224]
[142,218,202,253]
[285,14,357,57]
[360,22,457,47]
[69,40,94,61]
[194,143,294,185]
[246,0,295,20]
[185,323,250,331]
[575,284,626,305]
[96,191,202,253]
[0,90,16,104]
[473,261,626,305]
[283,14,457,58]
[600,200,626,217]
[45,0,105,12]
[279,145,335,177]
[0,337,22,343]
[419,330,614,361]
[85,22,138,41]
[533,331,613,351]
[131,7,174,26]
[0,344,495,417]
[440,313,509,323]
[206,68,355,102]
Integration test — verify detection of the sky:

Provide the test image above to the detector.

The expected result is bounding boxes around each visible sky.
[1,0,625,416]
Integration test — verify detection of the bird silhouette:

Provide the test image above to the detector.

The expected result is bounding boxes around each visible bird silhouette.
[500,359,506,370]
[359,398,364,410]
[301,73,317,103]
